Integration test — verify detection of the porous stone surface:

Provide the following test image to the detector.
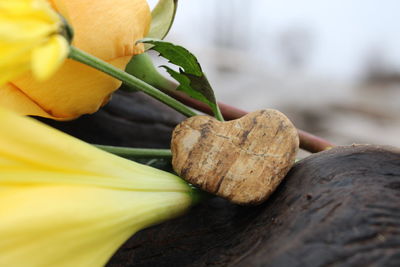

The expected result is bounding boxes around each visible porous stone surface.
[171,109,299,205]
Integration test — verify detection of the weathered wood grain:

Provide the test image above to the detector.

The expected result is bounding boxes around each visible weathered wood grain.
[108,145,400,267]
[39,92,400,266]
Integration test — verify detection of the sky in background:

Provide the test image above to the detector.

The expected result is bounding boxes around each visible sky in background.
[150,0,400,81]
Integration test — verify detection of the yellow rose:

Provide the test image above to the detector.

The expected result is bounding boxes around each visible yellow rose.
[0,0,151,120]
[0,107,197,266]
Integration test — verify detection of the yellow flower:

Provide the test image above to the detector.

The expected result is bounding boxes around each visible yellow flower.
[0,107,197,267]
[0,0,151,120]
[0,0,69,85]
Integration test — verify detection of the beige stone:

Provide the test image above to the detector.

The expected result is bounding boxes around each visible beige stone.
[171,109,299,205]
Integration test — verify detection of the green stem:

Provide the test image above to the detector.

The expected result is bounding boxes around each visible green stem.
[96,145,172,158]
[68,46,197,118]
[126,52,224,121]
[213,106,225,122]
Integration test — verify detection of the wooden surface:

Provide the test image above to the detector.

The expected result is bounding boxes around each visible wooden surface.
[171,110,299,205]
[108,145,400,267]
[40,91,400,266]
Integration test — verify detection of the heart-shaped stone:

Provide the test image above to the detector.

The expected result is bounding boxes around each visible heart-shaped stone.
[171,109,299,205]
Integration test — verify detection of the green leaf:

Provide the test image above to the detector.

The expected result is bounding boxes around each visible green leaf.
[124,53,175,91]
[162,66,215,107]
[146,0,178,40]
[143,39,202,75]
[139,38,224,121]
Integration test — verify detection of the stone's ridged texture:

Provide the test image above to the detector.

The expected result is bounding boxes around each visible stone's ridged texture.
[108,145,400,267]
[171,109,299,205]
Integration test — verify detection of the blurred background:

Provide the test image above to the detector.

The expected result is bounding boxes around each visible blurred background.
[149,0,400,148]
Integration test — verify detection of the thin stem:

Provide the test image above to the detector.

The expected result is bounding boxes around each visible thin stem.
[214,105,225,122]
[70,47,332,153]
[96,144,172,158]
[68,46,197,118]
[126,53,224,121]
[158,87,334,153]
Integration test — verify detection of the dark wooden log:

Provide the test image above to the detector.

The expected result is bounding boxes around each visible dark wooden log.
[38,92,400,266]
[108,145,400,267]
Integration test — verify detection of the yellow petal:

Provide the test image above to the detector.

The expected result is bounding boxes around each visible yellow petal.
[0,16,58,41]
[0,186,191,267]
[0,63,29,87]
[0,41,35,65]
[0,0,67,86]
[0,107,190,191]
[0,107,195,266]
[10,56,131,119]
[0,83,49,117]
[32,35,70,80]
[0,0,60,40]
[50,0,151,60]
